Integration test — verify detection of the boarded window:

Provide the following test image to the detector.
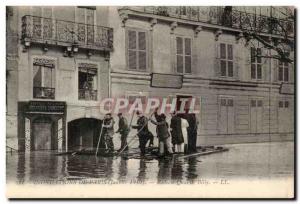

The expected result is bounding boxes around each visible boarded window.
[176,36,192,74]
[127,30,147,71]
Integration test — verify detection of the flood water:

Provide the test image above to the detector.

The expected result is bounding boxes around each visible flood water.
[7,142,294,184]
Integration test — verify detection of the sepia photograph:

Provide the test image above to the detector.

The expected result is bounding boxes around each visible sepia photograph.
[5,5,295,199]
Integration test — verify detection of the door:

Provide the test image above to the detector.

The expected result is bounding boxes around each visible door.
[176,95,192,114]
[219,98,227,133]
[250,99,263,133]
[278,100,290,133]
[219,97,235,134]
[32,118,52,150]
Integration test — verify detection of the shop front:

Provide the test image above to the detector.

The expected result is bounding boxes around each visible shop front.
[18,101,66,152]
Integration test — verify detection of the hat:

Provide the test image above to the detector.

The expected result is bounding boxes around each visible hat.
[117,113,122,116]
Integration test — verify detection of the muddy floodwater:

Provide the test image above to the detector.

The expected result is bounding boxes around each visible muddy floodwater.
[7,142,294,184]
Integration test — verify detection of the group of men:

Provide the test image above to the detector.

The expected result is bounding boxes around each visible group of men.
[100,109,198,156]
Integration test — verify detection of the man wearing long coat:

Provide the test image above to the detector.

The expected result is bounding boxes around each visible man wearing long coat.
[170,112,184,153]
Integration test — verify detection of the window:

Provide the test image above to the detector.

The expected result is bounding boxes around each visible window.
[251,47,262,80]
[77,7,95,44]
[127,30,147,71]
[33,58,55,99]
[278,61,289,82]
[221,98,234,107]
[31,7,53,39]
[251,99,263,107]
[220,43,233,77]
[176,37,191,74]
[279,100,289,108]
[78,63,98,101]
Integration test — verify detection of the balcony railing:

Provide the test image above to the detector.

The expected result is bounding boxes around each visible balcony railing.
[127,7,294,37]
[78,89,97,101]
[33,87,55,99]
[22,15,113,51]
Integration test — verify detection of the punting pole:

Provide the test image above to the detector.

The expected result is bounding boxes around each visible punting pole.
[118,110,156,156]
[95,121,105,156]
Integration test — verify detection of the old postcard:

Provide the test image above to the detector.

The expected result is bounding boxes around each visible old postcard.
[6,6,295,199]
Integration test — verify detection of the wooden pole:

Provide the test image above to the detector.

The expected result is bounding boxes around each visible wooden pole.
[95,122,104,156]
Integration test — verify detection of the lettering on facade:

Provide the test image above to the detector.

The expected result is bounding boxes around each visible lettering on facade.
[27,101,66,113]
[151,73,183,89]
[78,63,98,69]
[33,58,55,68]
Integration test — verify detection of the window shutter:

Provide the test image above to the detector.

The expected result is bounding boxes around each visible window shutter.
[176,37,183,73]
[138,32,147,70]
[128,30,137,70]
[185,38,192,73]
[128,30,136,49]
[289,63,294,83]
[261,48,269,81]
[273,59,278,82]
[184,38,191,55]
[138,32,146,50]
[233,45,239,79]
[214,43,220,77]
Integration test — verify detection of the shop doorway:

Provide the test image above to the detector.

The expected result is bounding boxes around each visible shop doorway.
[32,117,53,150]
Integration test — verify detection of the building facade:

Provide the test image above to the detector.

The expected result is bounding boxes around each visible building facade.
[108,6,295,146]
[6,6,295,152]
[7,6,113,152]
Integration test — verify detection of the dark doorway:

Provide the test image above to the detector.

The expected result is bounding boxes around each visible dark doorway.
[67,118,102,151]
[176,95,192,115]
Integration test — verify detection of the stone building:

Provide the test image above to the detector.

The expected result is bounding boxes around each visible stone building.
[6,6,295,152]
[108,6,295,145]
[6,6,113,152]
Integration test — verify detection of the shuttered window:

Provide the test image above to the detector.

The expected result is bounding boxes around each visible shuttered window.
[250,47,262,80]
[176,37,192,74]
[127,30,147,71]
[219,43,233,77]
[278,60,289,82]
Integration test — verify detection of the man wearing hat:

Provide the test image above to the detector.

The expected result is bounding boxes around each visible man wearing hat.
[132,111,150,156]
[102,113,115,153]
[116,113,130,152]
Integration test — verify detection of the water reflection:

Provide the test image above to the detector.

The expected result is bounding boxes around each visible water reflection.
[7,142,294,184]
[137,160,147,182]
[186,157,198,181]
[118,158,128,182]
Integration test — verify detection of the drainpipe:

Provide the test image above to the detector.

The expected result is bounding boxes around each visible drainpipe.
[108,55,111,98]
